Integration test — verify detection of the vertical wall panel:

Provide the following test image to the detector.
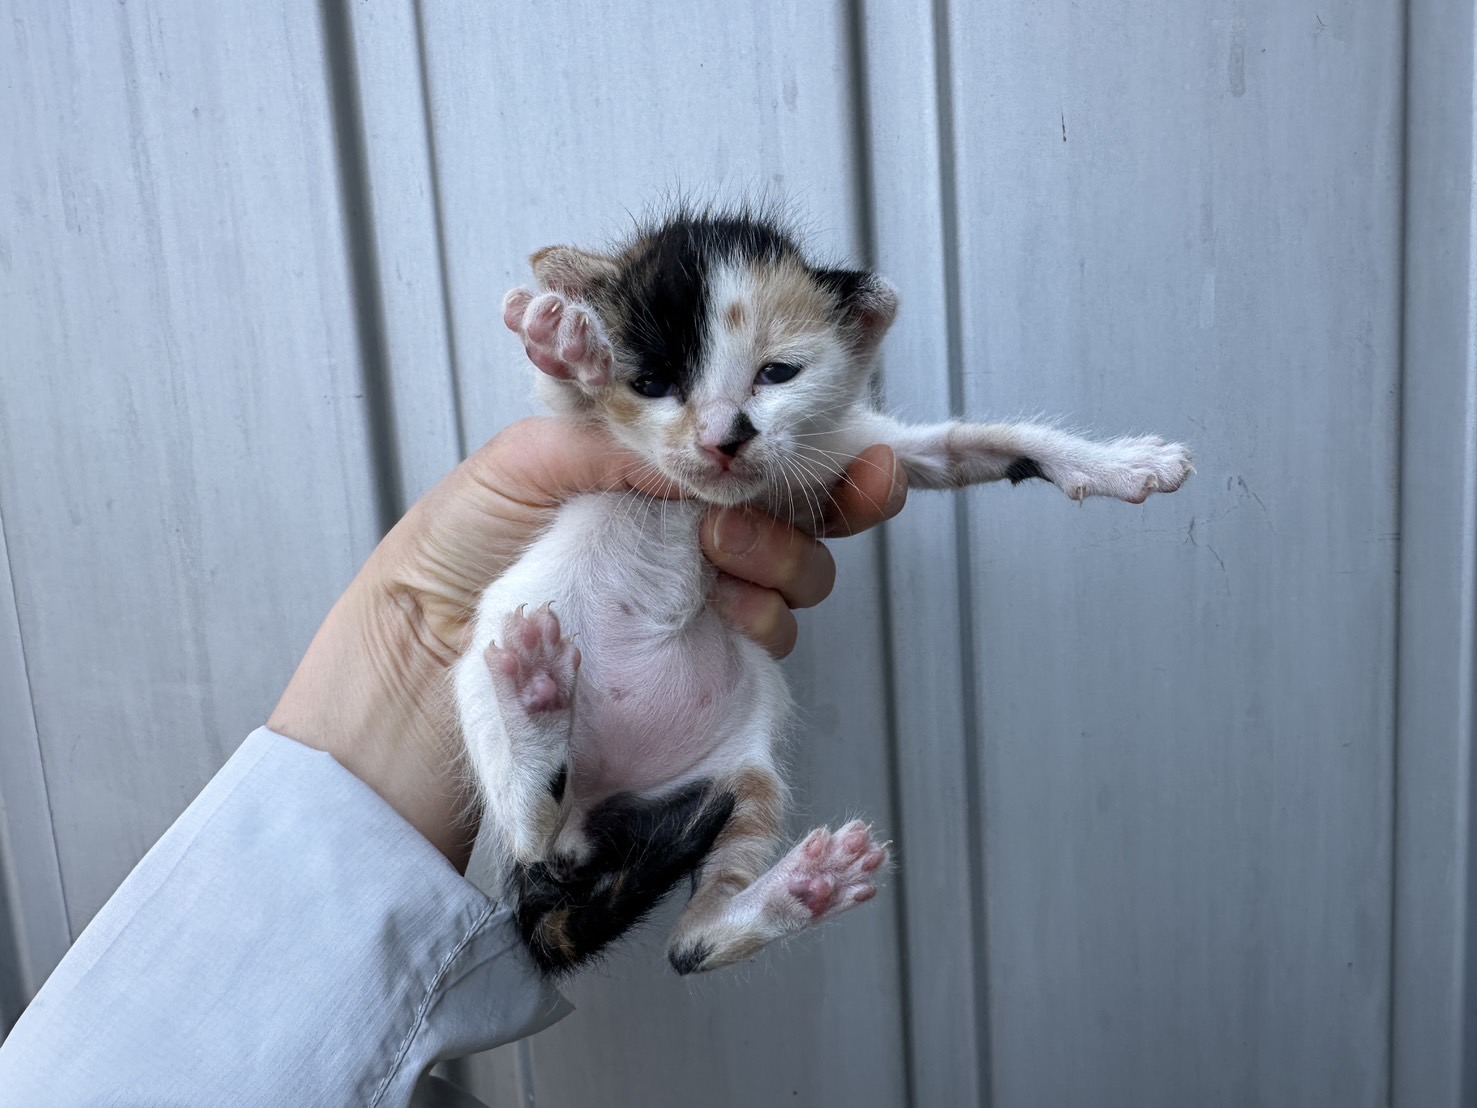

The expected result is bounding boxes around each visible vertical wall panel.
[416,3,907,1105]
[1392,0,1477,1103]
[0,3,381,933]
[342,0,464,505]
[944,4,1403,1105]
[859,1,985,1104]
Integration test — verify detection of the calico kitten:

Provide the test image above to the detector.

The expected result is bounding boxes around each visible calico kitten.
[456,209,1192,976]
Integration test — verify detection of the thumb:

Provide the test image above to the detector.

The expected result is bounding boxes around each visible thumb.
[467,417,684,506]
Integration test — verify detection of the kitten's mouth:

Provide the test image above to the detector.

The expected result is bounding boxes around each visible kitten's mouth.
[673,460,766,505]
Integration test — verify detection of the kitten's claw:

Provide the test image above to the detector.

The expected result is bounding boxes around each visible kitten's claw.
[485,604,580,715]
[776,820,889,924]
[503,287,613,388]
[1054,436,1193,504]
[666,820,890,974]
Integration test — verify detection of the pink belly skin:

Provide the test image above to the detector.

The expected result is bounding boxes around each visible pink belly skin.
[568,608,745,801]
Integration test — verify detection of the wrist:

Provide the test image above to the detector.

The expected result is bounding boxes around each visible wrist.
[268,574,477,871]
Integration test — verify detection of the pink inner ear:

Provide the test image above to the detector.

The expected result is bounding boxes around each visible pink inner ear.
[529,245,618,299]
[855,279,900,347]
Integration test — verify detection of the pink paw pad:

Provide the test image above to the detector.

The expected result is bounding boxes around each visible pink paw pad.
[502,288,613,387]
[784,820,889,919]
[485,604,580,714]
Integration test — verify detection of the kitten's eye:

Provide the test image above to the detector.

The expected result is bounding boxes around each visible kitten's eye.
[630,372,677,398]
[756,362,803,385]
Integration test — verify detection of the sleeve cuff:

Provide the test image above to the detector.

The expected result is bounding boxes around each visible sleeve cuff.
[0,727,571,1108]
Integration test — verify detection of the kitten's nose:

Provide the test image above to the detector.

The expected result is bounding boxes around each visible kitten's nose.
[700,413,758,469]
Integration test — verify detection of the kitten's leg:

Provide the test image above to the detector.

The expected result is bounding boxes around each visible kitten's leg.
[503,287,613,387]
[852,411,1193,503]
[466,604,579,866]
[667,765,889,974]
[512,779,737,974]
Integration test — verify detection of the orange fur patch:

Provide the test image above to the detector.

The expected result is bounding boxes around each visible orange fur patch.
[748,259,835,347]
[604,388,645,429]
[715,768,784,849]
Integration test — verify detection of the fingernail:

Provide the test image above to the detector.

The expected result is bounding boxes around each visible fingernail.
[711,508,761,557]
[883,450,907,518]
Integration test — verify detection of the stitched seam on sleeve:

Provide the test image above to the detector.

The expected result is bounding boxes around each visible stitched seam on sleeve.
[369,901,498,1108]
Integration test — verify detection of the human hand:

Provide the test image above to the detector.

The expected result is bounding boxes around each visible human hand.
[268,418,907,869]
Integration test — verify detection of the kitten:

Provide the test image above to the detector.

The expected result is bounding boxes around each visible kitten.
[456,209,1192,976]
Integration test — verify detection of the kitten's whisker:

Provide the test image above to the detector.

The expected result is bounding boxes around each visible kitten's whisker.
[788,450,867,524]
[802,445,897,488]
[776,455,822,533]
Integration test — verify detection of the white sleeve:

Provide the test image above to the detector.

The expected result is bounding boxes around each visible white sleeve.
[0,727,571,1108]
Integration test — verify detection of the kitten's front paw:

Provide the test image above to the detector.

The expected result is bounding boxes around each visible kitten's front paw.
[1058,436,1194,504]
[503,288,613,388]
[485,604,580,715]
[774,820,889,925]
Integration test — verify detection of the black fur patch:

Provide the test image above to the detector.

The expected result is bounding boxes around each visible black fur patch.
[510,779,737,975]
[602,212,803,398]
[546,765,568,802]
[668,939,714,976]
[721,411,759,456]
[1005,457,1045,484]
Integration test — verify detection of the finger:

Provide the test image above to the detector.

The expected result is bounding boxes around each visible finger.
[710,575,799,659]
[820,444,907,538]
[467,418,685,509]
[820,444,906,537]
[701,508,836,610]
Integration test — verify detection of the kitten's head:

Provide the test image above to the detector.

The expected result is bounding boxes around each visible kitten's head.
[524,209,898,507]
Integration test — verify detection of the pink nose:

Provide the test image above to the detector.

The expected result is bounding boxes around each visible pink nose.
[700,443,735,471]
[698,416,759,470]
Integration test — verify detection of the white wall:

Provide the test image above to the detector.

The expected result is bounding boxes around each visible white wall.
[3,2,1474,1106]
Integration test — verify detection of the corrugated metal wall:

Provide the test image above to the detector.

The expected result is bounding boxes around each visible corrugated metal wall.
[2,3,1474,1106]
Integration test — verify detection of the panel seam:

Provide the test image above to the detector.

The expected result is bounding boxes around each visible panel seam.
[0,495,74,950]
[845,2,917,1105]
[413,0,469,462]
[319,0,406,534]
[1385,1,1413,1102]
[930,1,995,1104]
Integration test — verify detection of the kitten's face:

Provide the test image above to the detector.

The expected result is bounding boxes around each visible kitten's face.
[600,253,869,507]
[532,214,897,508]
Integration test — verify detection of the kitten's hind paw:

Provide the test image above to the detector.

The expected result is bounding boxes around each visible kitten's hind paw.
[665,820,890,975]
[780,821,889,923]
[503,288,613,388]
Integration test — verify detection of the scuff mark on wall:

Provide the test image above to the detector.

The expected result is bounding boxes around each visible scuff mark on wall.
[1229,13,1248,97]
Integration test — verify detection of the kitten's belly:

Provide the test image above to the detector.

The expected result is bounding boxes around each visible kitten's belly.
[473,491,773,802]
[571,607,750,799]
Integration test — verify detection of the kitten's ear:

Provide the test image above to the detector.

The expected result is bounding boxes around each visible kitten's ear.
[816,268,900,352]
[530,245,619,298]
